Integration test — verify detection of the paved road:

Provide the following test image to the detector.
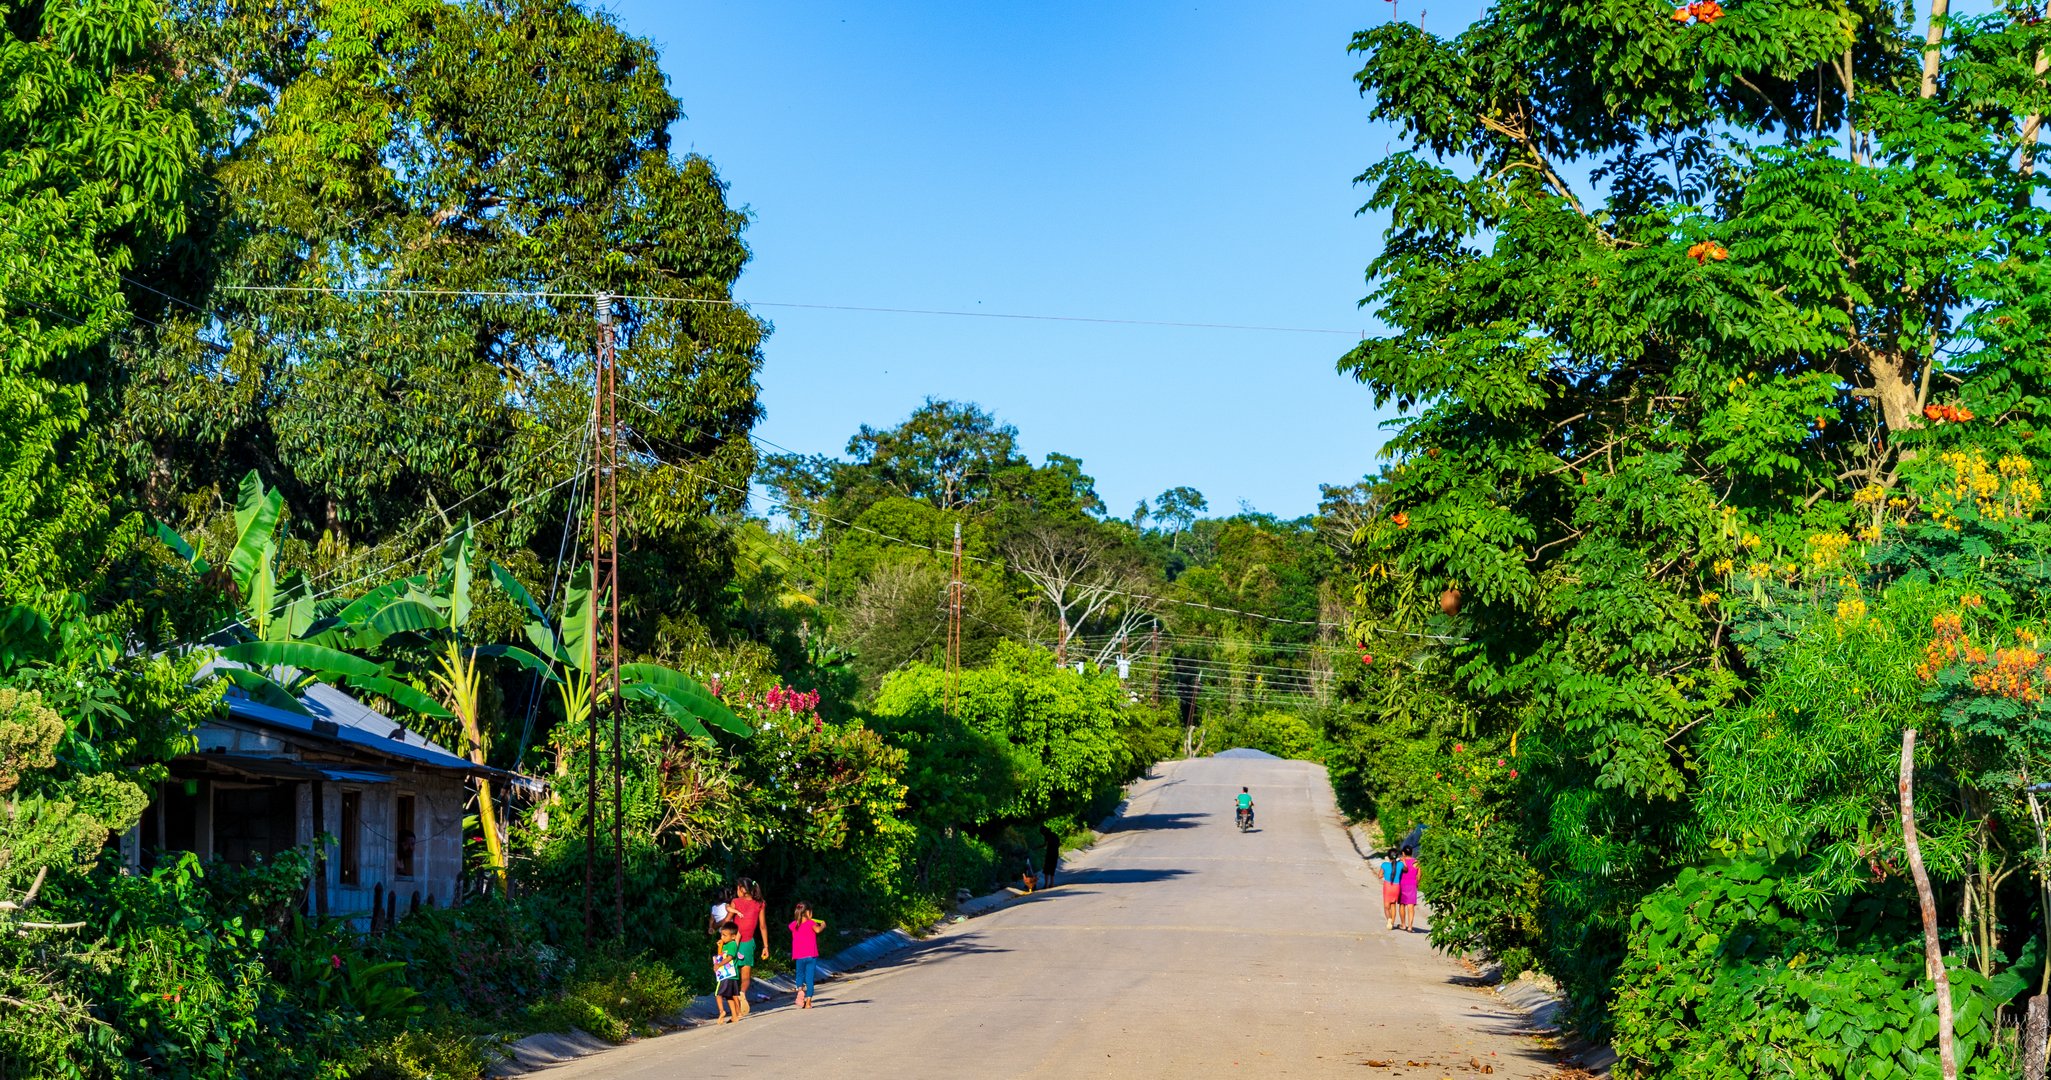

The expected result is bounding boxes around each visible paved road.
[540,754,1558,1079]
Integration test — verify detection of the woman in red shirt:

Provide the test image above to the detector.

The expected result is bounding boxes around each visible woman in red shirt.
[727,877,769,999]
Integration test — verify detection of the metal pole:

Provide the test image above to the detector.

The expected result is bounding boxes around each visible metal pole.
[946,522,963,714]
[583,296,608,945]
[603,293,625,944]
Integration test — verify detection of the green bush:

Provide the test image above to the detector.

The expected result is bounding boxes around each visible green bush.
[351,1014,494,1080]
[525,956,690,1043]
[1613,858,2022,1079]
[1207,709,1324,762]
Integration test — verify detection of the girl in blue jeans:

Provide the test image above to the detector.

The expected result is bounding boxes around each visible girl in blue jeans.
[789,901,826,1008]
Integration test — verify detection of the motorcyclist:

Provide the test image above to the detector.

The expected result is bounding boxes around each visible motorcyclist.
[1235,787,1254,829]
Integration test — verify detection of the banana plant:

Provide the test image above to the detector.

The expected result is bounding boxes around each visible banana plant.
[157,471,391,717]
[489,563,749,744]
[340,526,551,891]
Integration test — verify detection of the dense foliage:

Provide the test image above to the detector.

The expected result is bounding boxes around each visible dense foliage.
[1329,0,2051,1069]
[0,3,1353,1073]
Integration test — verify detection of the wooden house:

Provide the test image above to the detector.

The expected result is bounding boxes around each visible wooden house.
[123,681,542,923]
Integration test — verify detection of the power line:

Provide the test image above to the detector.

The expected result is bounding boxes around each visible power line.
[179,466,585,648]
[621,428,1459,641]
[301,427,585,590]
[221,283,1365,337]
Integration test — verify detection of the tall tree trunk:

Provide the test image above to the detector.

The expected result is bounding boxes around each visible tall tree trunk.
[2022,49,2048,176]
[1902,729,1958,1080]
[1920,0,1951,99]
[1868,348,1925,442]
[2021,0,2047,176]
[2026,994,2049,1080]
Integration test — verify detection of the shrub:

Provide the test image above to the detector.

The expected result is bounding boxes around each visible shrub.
[526,956,690,1043]
[1613,858,2022,1078]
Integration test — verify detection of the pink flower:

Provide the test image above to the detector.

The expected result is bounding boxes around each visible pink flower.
[1453,743,1465,753]
[1496,758,1505,767]
[1508,769,1518,779]
[330,954,342,970]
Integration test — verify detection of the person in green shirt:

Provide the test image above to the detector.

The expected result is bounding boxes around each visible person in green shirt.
[1235,787,1254,829]
[713,921,749,1022]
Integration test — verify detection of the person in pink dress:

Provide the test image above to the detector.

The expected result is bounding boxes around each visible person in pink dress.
[789,900,826,1008]
[1398,847,1422,932]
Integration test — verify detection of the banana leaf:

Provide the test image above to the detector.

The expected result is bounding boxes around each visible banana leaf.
[490,561,549,624]
[470,644,559,680]
[217,665,314,718]
[619,663,749,735]
[559,582,596,673]
[370,598,447,635]
[153,521,206,572]
[248,544,277,639]
[336,575,427,626]
[220,640,382,679]
[348,675,455,720]
[620,683,713,740]
[439,526,474,630]
[229,471,284,596]
[523,620,570,665]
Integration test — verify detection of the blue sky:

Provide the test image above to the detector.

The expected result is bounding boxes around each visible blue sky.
[611,2,1472,519]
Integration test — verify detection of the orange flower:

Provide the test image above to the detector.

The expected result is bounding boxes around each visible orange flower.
[1391,511,1410,529]
[1672,6,1691,19]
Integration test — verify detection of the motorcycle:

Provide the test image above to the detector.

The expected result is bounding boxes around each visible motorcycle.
[1236,806,1253,832]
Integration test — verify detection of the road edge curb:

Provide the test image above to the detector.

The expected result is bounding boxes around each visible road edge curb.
[485,880,1056,1074]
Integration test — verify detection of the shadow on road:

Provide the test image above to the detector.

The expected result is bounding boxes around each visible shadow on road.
[1099,812,1206,834]
[1044,866,1193,887]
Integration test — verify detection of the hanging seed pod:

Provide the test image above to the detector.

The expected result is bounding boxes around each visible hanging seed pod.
[1439,587,1464,616]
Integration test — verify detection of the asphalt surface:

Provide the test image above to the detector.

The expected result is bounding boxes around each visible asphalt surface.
[537,754,1559,1079]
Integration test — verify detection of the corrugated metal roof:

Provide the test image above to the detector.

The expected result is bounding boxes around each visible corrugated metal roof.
[182,754,394,784]
[199,659,546,796]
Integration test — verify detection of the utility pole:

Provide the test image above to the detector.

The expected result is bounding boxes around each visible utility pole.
[1148,620,1160,705]
[945,522,963,715]
[585,291,626,944]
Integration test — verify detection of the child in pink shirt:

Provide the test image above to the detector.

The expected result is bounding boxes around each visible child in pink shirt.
[789,901,826,1008]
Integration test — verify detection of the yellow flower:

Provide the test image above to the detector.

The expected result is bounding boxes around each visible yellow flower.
[1712,558,1734,576]
[1699,591,1722,607]
[1837,595,1868,622]
[1806,531,1852,570]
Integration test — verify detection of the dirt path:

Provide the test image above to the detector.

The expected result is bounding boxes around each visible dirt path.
[534,754,1562,1078]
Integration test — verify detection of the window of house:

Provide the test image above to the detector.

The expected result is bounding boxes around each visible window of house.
[338,790,361,886]
[393,794,416,878]
[212,783,295,868]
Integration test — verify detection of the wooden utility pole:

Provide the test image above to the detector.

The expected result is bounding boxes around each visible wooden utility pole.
[585,292,626,944]
[945,522,963,715]
[1148,620,1160,704]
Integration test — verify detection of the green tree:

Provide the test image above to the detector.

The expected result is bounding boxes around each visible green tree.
[1149,486,1208,551]
[121,0,762,626]
[1343,0,2051,1020]
[844,398,1025,514]
[872,641,1150,880]
[0,0,197,603]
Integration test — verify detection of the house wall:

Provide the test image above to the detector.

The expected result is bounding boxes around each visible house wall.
[128,718,492,921]
[303,774,470,918]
